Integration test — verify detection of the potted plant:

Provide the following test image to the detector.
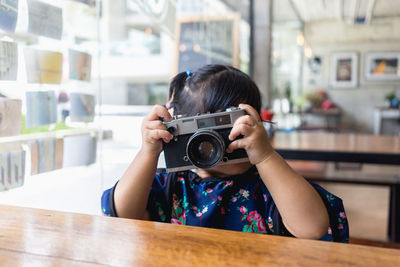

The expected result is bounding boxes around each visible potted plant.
[384,92,399,108]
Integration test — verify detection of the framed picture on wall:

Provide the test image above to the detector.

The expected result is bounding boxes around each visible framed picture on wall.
[174,15,240,74]
[365,52,400,81]
[330,52,358,88]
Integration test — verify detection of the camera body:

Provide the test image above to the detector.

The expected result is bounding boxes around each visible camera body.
[162,107,249,172]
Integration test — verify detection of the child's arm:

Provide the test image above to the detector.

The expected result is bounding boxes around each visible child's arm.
[113,105,173,220]
[227,104,329,239]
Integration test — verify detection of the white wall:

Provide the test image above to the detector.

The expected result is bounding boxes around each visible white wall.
[303,17,400,133]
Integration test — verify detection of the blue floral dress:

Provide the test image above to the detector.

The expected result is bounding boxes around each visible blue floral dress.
[101,167,349,242]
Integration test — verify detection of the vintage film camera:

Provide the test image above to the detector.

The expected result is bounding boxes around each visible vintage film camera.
[162,107,249,172]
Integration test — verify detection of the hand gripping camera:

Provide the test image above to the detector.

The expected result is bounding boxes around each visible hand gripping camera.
[162,107,249,172]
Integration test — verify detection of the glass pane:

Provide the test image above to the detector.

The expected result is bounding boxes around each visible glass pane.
[0,0,252,216]
[0,0,101,214]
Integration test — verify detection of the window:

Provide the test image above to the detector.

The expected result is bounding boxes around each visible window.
[0,0,252,215]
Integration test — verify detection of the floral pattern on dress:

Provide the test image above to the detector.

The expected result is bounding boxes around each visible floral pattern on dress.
[231,188,250,203]
[155,201,166,222]
[267,217,274,232]
[102,208,110,217]
[101,169,349,243]
[238,206,267,233]
[171,194,186,225]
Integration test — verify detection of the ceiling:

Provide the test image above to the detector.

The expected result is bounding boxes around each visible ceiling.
[273,0,400,23]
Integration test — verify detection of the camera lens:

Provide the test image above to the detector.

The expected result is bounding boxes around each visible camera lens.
[186,130,225,169]
[197,141,214,160]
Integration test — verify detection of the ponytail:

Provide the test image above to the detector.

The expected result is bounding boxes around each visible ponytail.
[168,71,188,102]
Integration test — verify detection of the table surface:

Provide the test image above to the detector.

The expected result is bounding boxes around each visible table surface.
[273,132,400,154]
[1,205,400,266]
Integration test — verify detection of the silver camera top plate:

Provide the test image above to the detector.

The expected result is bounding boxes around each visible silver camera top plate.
[164,107,246,136]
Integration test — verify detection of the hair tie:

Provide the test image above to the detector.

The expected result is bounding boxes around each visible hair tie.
[186,70,192,78]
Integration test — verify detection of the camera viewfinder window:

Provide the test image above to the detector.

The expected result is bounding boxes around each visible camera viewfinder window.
[197,115,231,129]
[215,115,231,126]
[197,118,216,128]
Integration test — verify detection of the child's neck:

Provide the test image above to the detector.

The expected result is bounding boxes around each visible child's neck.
[196,162,253,178]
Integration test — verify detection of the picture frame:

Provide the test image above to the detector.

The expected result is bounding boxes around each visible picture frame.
[330,52,358,88]
[174,14,240,74]
[365,52,400,81]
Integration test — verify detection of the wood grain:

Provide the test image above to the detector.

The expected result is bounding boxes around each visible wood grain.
[272,132,400,154]
[0,205,399,266]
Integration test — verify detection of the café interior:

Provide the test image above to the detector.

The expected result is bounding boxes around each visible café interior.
[0,0,400,265]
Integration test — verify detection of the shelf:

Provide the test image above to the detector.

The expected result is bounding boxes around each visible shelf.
[0,128,100,148]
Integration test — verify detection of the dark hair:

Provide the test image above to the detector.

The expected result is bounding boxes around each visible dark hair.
[168,64,261,116]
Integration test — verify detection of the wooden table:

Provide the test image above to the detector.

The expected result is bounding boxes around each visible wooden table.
[0,205,399,266]
[273,132,400,164]
[299,108,342,131]
[272,132,400,242]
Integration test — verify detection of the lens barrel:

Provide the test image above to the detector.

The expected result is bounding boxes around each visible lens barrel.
[186,130,225,169]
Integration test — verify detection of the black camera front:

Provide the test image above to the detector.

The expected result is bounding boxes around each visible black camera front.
[162,107,249,172]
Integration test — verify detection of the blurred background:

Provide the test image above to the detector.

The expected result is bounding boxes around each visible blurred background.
[0,0,399,247]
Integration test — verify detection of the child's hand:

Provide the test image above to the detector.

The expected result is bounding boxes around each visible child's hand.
[141,105,174,156]
[226,104,274,165]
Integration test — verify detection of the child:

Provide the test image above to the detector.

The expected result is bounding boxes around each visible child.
[102,64,348,242]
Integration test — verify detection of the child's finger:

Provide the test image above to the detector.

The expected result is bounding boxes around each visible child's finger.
[144,120,167,131]
[147,129,173,142]
[232,114,257,127]
[146,105,173,122]
[238,104,261,121]
[226,139,244,153]
[163,137,172,143]
[229,123,252,141]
